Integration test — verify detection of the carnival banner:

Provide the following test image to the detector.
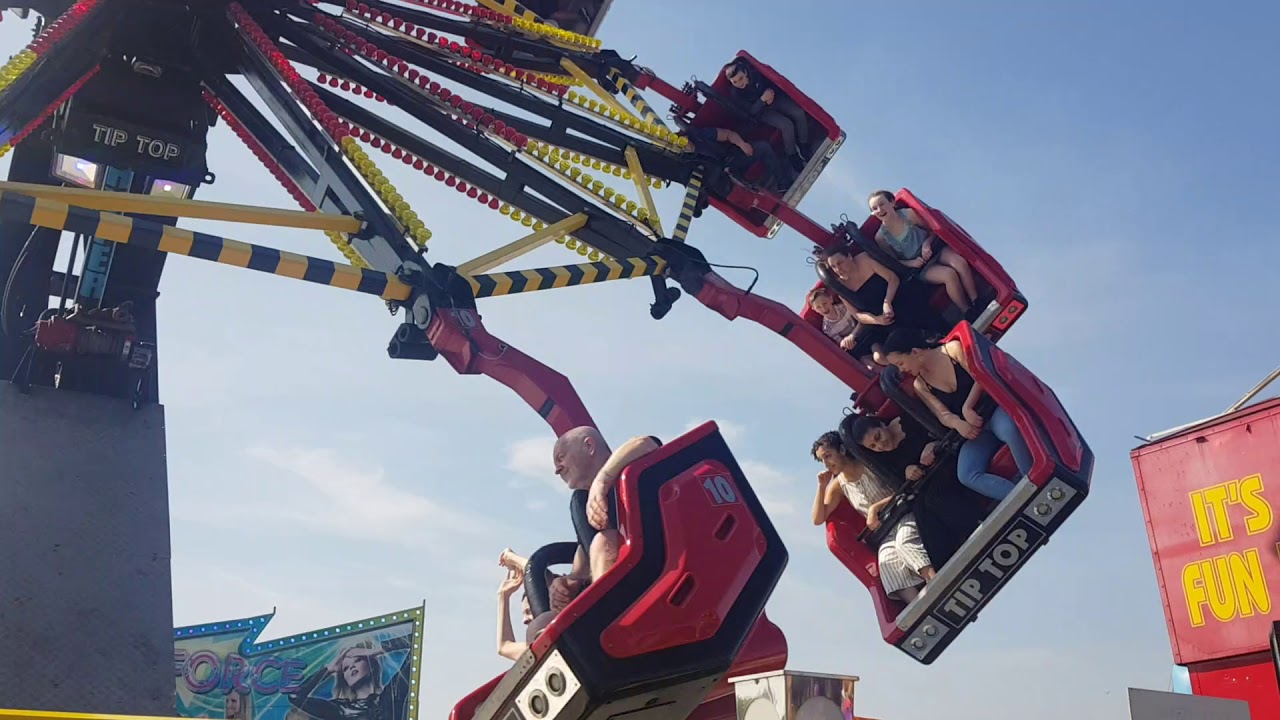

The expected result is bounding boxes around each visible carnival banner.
[174,606,425,720]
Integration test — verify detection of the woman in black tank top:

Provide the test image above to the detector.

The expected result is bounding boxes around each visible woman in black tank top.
[880,329,1035,501]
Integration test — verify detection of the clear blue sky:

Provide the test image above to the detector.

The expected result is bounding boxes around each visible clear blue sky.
[4,1,1280,718]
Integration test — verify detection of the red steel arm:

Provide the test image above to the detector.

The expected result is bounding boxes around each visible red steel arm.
[427,308,596,435]
[689,271,884,406]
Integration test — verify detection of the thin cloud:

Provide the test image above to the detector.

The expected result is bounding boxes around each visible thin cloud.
[244,445,494,545]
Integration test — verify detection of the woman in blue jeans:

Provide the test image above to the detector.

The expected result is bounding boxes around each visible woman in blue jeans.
[880,329,1034,500]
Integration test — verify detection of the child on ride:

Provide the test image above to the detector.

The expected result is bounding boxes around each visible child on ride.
[807,287,875,370]
[867,190,979,314]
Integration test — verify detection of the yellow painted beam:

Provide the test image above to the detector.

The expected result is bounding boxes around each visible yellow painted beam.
[456,213,588,275]
[623,146,663,237]
[559,59,643,125]
[0,711,185,720]
[0,181,364,234]
[0,191,412,302]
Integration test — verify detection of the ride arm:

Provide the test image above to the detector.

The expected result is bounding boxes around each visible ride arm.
[426,308,596,436]
[664,256,881,402]
[812,476,845,525]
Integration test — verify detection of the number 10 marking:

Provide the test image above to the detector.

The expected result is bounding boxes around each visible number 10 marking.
[703,475,738,505]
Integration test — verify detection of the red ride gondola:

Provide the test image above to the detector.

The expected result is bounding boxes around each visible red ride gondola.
[800,188,1027,369]
[451,422,788,720]
[824,322,1092,663]
[668,51,846,240]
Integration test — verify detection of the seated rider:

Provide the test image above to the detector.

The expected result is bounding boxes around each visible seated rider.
[811,431,935,602]
[680,125,793,195]
[868,190,979,314]
[496,555,533,661]
[722,58,812,171]
[551,427,664,608]
[840,411,986,565]
[807,287,874,369]
[880,329,1035,502]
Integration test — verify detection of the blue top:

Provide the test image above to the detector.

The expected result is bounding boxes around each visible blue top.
[876,209,931,261]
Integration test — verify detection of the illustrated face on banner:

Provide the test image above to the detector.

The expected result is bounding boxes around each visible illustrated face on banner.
[174,608,424,720]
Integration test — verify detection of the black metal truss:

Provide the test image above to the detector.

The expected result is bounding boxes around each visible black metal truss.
[225,9,424,274]
[317,85,655,263]
[278,9,691,183]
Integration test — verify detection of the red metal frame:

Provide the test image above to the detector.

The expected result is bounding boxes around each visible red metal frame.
[658,50,842,245]
[426,308,596,435]
[691,271,887,410]
[825,322,1090,652]
[800,188,1024,349]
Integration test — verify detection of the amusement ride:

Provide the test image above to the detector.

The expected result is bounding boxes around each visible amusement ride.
[0,1,1098,719]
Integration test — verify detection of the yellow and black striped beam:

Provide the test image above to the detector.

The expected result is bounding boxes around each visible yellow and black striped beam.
[0,191,413,302]
[624,146,664,236]
[606,68,668,130]
[0,181,363,234]
[467,256,667,298]
[560,59,643,126]
[671,170,703,243]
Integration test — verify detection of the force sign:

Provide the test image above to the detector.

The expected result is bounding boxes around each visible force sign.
[92,123,183,162]
[934,517,1046,629]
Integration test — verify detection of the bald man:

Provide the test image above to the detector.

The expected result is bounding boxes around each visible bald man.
[551,427,663,603]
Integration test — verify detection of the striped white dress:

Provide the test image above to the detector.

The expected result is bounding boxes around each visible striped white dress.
[839,470,932,597]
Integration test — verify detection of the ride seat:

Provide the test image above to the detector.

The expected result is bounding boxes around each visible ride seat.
[462,422,787,720]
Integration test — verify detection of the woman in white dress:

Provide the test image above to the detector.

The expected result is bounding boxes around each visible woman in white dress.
[811,431,936,602]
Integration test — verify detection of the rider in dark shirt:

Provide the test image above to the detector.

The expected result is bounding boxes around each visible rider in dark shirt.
[722,58,812,171]
[840,412,985,566]
[681,125,792,194]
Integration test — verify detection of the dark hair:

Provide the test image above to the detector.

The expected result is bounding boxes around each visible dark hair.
[723,58,750,78]
[820,245,852,262]
[868,189,895,205]
[882,328,939,357]
[840,414,885,450]
[810,430,844,460]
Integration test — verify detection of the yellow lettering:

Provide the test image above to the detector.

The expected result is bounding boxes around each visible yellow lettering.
[1238,474,1273,536]
[1205,556,1236,621]
[1181,549,1272,627]
[1182,562,1207,627]
[1190,489,1215,546]
[1202,485,1235,543]
[1229,548,1271,617]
